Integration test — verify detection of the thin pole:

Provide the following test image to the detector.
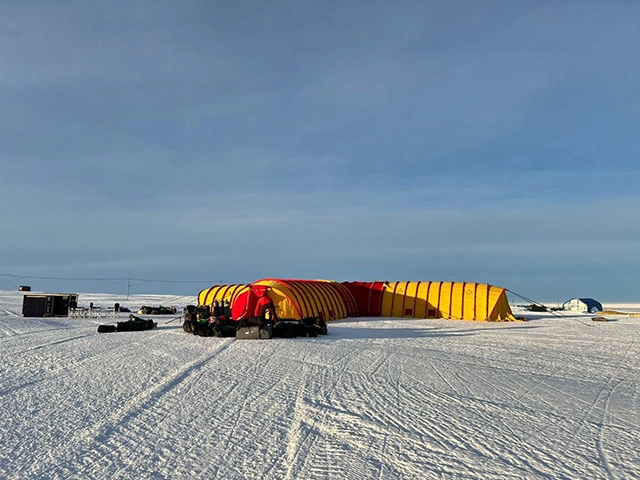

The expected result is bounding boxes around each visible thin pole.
[127,278,131,300]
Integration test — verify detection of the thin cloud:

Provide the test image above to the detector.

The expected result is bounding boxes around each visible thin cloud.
[1,1,639,298]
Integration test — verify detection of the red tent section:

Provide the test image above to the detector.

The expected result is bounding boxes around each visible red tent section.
[231,285,268,321]
[341,281,386,317]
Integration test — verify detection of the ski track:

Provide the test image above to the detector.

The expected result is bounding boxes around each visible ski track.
[0,293,639,479]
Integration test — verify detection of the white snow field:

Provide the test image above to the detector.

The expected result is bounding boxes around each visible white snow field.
[0,290,638,480]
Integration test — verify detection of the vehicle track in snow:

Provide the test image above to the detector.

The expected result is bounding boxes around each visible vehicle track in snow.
[282,346,366,480]
[566,329,637,480]
[0,327,175,401]
[321,329,622,479]
[431,334,624,478]
[20,340,235,480]
[1,325,191,479]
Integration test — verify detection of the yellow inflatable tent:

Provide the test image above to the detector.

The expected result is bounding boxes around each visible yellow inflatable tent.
[383,281,515,321]
[342,281,516,321]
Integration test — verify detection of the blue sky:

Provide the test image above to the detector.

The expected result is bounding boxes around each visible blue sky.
[1,1,639,301]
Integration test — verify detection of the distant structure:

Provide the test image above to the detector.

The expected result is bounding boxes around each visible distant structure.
[562,298,603,314]
[22,293,78,317]
[19,285,31,291]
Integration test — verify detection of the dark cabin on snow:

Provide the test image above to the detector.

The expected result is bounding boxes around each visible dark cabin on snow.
[22,294,78,317]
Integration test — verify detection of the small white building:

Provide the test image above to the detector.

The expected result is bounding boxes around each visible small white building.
[562,298,603,314]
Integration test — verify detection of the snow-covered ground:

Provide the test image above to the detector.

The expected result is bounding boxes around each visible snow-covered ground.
[1,290,638,480]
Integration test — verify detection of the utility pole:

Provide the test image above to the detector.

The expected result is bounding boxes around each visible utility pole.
[127,278,131,300]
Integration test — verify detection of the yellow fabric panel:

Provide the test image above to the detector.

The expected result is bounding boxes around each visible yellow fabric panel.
[438,282,452,319]
[206,287,220,305]
[201,286,217,305]
[277,300,300,320]
[197,285,249,307]
[414,282,429,318]
[384,281,448,319]
[485,286,504,320]
[207,286,227,305]
[401,281,414,317]
[433,282,444,318]
[449,282,464,320]
[387,282,399,317]
[422,282,434,318]
[488,288,516,321]
[270,290,298,320]
[197,289,207,305]
[404,281,419,318]
[474,283,489,320]
[197,286,220,306]
[462,283,478,320]
[392,282,406,318]
[380,283,392,317]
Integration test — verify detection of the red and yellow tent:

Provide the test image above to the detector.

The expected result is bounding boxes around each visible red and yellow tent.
[199,279,517,322]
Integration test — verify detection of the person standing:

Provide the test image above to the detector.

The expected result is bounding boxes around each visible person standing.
[254,289,278,323]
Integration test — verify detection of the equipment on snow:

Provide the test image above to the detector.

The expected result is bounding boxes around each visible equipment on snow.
[97,324,117,333]
[236,325,273,340]
[116,315,156,332]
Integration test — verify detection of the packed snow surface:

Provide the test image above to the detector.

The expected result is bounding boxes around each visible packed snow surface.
[0,290,638,479]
